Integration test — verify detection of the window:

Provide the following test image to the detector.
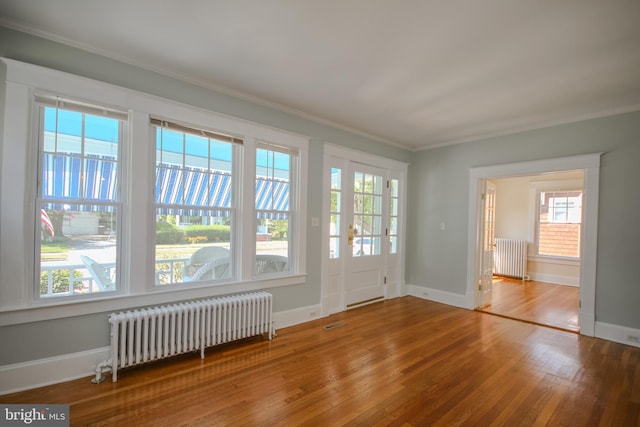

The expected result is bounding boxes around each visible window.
[1,58,307,317]
[537,190,582,258]
[255,144,294,275]
[153,120,240,285]
[36,97,126,298]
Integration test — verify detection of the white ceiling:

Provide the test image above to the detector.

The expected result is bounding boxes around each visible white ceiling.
[1,0,639,151]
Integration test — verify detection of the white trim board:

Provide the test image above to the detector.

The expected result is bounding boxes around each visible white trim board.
[272,304,324,331]
[595,322,640,349]
[528,273,579,287]
[0,347,111,396]
[406,284,468,309]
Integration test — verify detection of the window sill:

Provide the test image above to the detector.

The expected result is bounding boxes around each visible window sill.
[0,273,307,326]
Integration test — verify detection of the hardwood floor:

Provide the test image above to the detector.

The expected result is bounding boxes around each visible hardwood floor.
[480,277,580,332]
[2,297,639,426]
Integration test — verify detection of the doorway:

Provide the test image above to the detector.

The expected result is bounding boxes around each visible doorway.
[322,144,407,315]
[466,153,601,336]
[476,172,583,331]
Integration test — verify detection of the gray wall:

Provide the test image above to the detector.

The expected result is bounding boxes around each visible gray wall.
[0,26,411,365]
[406,111,640,329]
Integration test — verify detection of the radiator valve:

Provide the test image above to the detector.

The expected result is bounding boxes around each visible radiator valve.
[91,359,112,384]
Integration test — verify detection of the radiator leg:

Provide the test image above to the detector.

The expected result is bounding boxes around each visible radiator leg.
[91,359,112,384]
[270,321,277,339]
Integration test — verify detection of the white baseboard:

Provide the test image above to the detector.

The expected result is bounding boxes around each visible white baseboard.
[0,347,110,396]
[273,304,324,331]
[595,321,640,348]
[529,272,579,287]
[406,284,469,309]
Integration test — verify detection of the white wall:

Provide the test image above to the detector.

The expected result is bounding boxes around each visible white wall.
[494,176,529,240]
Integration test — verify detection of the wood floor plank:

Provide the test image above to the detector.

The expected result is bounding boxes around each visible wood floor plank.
[1,297,639,426]
[481,278,580,332]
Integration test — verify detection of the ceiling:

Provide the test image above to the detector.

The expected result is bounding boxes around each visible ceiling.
[1,1,640,151]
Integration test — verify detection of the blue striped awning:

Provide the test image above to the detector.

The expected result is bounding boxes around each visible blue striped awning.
[255,177,289,220]
[41,153,117,212]
[42,155,289,219]
[155,164,289,219]
[155,164,232,217]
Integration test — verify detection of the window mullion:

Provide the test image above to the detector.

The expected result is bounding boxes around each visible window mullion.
[242,137,257,280]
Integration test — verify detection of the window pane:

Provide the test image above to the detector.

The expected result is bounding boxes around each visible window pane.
[330,237,340,259]
[154,125,235,284]
[354,172,364,192]
[332,190,341,213]
[330,214,340,234]
[256,146,292,276]
[331,168,341,190]
[372,195,382,215]
[390,178,399,255]
[390,179,398,197]
[330,167,342,259]
[44,109,82,154]
[256,218,290,274]
[390,236,397,254]
[538,190,582,258]
[390,217,398,235]
[372,236,381,255]
[38,104,123,298]
[155,212,232,284]
[39,204,118,297]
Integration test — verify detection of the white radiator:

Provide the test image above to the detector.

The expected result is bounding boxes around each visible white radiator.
[97,292,273,382]
[494,238,528,281]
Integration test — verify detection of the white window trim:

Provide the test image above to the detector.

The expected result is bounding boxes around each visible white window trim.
[0,58,308,326]
[527,179,583,262]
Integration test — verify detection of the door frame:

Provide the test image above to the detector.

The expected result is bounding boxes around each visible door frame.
[321,143,408,316]
[465,153,602,336]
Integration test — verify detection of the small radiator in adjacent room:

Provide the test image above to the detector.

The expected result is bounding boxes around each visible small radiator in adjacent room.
[93,291,273,382]
[493,238,528,281]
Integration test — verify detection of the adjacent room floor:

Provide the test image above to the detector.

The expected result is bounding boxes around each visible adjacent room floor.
[479,277,580,332]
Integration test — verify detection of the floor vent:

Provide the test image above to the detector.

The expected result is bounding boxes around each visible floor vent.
[323,322,346,331]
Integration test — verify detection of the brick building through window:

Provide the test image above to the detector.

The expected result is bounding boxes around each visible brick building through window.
[538,190,582,258]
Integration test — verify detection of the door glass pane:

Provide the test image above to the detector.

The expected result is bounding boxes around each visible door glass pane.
[389,178,399,254]
[330,167,342,259]
[373,195,382,215]
[390,217,398,235]
[390,236,397,253]
[353,169,383,257]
